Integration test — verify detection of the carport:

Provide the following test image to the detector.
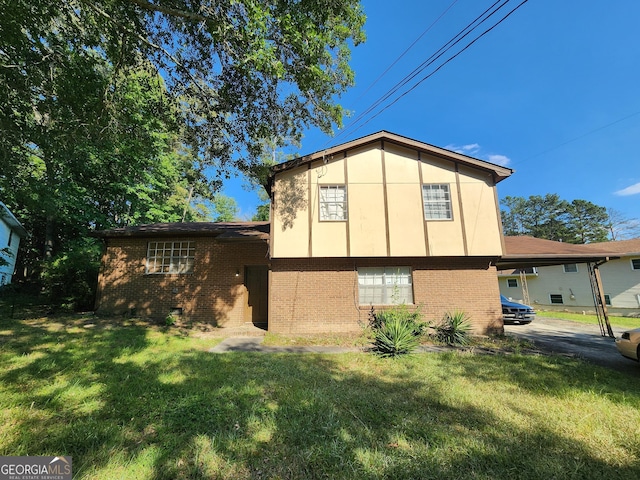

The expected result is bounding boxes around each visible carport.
[497,236,620,338]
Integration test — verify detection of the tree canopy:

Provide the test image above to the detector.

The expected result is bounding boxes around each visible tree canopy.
[0,0,366,307]
[501,194,611,244]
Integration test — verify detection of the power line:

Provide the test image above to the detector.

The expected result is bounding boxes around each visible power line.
[333,0,510,144]
[520,110,640,162]
[355,0,460,101]
[325,0,528,148]
[354,0,530,133]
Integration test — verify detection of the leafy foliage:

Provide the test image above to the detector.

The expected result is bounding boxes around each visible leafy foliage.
[0,0,365,306]
[501,194,611,243]
[434,310,472,346]
[369,305,426,357]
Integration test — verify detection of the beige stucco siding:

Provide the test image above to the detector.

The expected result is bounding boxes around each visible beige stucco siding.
[385,145,427,256]
[272,168,310,257]
[271,142,504,258]
[458,165,503,256]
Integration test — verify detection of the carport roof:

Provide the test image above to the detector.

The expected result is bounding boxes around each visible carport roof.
[497,236,619,270]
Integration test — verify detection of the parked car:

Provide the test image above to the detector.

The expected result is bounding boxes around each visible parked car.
[615,327,640,362]
[501,295,535,324]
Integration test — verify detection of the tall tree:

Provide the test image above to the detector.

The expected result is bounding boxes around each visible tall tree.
[501,194,611,243]
[565,199,608,244]
[605,208,640,241]
[1,0,366,173]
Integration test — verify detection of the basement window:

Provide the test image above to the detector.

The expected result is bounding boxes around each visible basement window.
[146,241,195,274]
[549,294,564,304]
[358,267,413,305]
[507,278,518,288]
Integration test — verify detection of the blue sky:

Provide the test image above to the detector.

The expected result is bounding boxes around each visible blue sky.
[226,0,640,222]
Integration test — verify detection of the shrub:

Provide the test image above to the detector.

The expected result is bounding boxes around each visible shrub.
[369,304,427,357]
[434,310,472,346]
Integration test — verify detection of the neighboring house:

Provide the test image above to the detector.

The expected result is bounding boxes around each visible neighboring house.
[0,202,27,285]
[95,131,514,334]
[498,237,640,315]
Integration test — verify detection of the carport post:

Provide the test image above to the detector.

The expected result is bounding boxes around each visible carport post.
[587,261,615,338]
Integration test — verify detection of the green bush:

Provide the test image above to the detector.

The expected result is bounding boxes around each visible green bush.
[369,305,426,357]
[40,238,101,311]
[434,310,472,346]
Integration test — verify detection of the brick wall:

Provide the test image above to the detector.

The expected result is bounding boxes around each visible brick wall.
[269,257,503,335]
[95,237,269,326]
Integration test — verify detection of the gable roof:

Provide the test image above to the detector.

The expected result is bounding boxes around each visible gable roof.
[498,236,619,270]
[581,238,640,255]
[267,131,513,189]
[93,222,269,242]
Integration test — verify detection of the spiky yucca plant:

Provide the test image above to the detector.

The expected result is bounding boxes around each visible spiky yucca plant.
[435,310,471,346]
[372,316,421,357]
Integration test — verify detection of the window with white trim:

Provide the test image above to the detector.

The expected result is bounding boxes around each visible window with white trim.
[631,258,640,270]
[549,294,564,304]
[358,267,413,305]
[507,278,518,288]
[319,185,347,221]
[563,263,578,273]
[146,241,195,274]
[422,184,452,220]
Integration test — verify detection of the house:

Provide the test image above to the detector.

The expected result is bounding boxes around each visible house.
[498,237,640,315]
[0,201,27,285]
[95,131,514,334]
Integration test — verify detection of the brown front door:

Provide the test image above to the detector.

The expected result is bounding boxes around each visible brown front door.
[245,265,268,328]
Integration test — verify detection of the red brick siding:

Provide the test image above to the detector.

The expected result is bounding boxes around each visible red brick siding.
[95,237,269,325]
[270,257,502,335]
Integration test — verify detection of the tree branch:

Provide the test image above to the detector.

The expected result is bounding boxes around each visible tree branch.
[124,0,209,23]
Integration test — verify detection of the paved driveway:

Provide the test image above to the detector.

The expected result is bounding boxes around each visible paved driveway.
[505,316,639,375]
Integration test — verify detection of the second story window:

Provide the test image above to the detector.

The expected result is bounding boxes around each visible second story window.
[319,185,347,221]
[146,241,195,274]
[563,264,578,273]
[422,184,452,220]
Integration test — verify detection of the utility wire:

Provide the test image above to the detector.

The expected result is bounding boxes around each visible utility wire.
[329,0,511,145]
[325,0,528,148]
[355,0,460,101]
[520,110,640,162]
[354,0,529,133]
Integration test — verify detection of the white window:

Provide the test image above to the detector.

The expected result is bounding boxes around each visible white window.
[422,184,452,220]
[358,267,413,305]
[146,241,195,274]
[563,263,578,273]
[631,259,640,270]
[319,185,347,221]
[507,278,518,288]
[550,294,564,304]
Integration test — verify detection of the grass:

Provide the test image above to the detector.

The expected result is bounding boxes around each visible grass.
[537,310,640,329]
[1,314,639,479]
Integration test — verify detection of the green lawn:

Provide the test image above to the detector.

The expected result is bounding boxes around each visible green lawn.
[1,315,639,479]
[537,310,640,329]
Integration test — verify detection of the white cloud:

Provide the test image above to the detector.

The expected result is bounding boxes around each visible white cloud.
[444,143,480,155]
[486,154,511,167]
[614,182,640,196]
